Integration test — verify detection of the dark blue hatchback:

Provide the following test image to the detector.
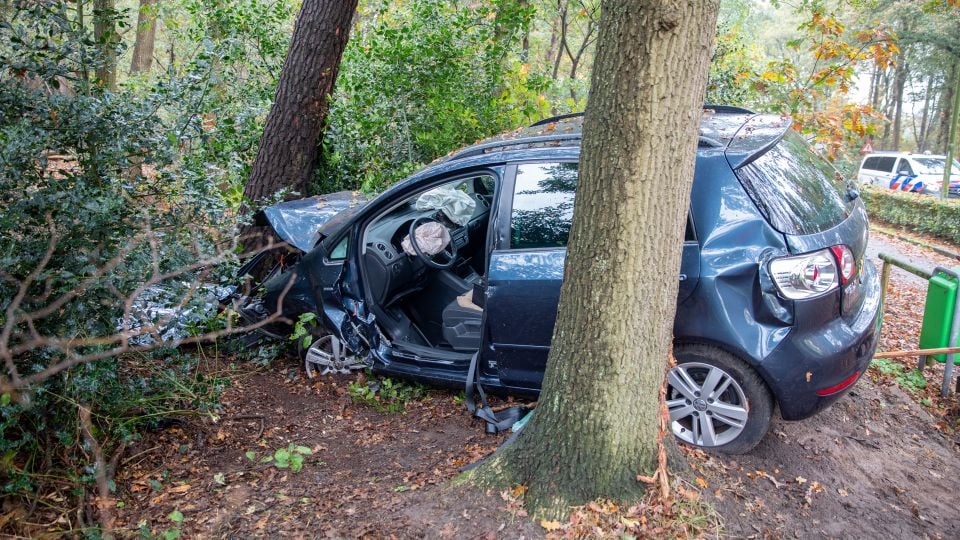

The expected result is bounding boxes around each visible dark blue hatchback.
[237,106,881,453]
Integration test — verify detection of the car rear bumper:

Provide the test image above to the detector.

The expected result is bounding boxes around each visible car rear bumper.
[758,260,882,420]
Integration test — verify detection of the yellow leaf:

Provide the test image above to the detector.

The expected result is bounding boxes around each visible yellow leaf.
[695,476,709,489]
[540,519,563,531]
[169,484,191,493]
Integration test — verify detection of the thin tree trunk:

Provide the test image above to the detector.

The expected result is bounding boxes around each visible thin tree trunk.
[545,7,559,66]
[891,59,908,150]
[93,0,118,91]
[551,0,568,80]
[939,64,958,153]
[243,0,358,204]
[917,75,934,151]
[520,0,530,62]
[129,0,158,75]
[475,0,719,519]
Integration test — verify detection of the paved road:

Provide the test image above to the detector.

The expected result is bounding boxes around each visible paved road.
[865,228,960,286]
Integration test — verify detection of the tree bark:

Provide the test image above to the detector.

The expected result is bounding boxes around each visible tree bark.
[93,0,118,91]
[129,0,158,75]
[243,0,358,204]
[474,0,719,519]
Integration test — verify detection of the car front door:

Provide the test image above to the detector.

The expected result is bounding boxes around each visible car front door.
[481,161,700,391]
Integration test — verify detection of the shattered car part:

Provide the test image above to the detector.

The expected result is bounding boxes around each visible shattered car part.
[122,282,236,345]
[304,335,369,377]
[259,191,369,252]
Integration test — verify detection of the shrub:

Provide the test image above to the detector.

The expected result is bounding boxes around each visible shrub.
[860,187,960,245]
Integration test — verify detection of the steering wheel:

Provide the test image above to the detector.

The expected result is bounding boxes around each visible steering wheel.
[408,216,458,269]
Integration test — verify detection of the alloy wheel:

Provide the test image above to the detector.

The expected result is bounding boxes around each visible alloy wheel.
[667,361,749,447]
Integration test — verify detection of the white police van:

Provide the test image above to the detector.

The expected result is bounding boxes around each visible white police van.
[857,151,960,197]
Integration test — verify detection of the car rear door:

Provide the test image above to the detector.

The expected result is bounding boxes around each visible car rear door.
[481,161,700,391]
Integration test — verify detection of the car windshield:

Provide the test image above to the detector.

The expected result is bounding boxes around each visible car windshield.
[736,132,853,236]
[912,157,960,175]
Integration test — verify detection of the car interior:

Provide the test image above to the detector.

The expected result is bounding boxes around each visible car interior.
[359,174,497,355]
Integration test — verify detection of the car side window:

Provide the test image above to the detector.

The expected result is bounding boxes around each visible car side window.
[329,236,348,260]
[876,156,897,172]
[862,157,880,171]
[896,159,914,176]
[510,163,578,249]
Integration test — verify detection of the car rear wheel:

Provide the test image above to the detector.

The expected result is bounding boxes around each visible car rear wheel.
[668,344,773,454]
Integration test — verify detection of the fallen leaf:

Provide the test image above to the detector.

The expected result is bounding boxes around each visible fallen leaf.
[540,519,563,531]
[169,484,191,493]
[695,476,709,489]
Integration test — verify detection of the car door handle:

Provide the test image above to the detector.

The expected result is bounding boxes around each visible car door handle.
[679,274,687,281]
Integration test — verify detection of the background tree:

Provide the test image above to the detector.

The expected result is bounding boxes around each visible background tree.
[474,0,719,518]
[93,0,119,90]
[129,0,158,74]
[243,0,358,204]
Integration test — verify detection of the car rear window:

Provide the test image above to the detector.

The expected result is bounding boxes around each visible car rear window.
[736,132,853,236]
[862,156,896,172]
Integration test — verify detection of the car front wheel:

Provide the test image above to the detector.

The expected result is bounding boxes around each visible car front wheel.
[667,344,773,454]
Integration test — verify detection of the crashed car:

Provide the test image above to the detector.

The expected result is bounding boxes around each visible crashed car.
[234,106,881,453]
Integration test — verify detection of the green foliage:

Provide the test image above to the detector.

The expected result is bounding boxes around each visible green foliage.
[348,375,427,413]
[870,358,928,392]
[861,187,960,245]
[0,2,277,530]
[245,443,313,473]
[321,0,550,193]
[289,312,318,349]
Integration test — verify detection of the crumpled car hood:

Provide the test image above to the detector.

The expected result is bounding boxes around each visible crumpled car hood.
[259,191,369,252]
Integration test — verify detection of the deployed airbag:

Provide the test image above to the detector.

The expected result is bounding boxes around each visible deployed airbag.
[401,222,451,256]
[415,187,476,226]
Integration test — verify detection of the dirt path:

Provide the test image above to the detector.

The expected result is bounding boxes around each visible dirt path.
[112,225,960,539]
[113,371,541,538]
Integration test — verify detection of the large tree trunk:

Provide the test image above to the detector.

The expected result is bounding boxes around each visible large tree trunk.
[475,0,719,519]
[93,0,118,91]
[243,0,358,204]
[129,0,158,75]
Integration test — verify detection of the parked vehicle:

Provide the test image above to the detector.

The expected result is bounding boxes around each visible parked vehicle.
[233,106,881,453]
[857,151,960,197]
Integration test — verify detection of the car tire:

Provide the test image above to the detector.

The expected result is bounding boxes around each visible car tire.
[668,344,773,454]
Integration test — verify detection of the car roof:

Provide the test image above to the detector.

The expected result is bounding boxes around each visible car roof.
[433,105,791,169]
[863,152,949,160]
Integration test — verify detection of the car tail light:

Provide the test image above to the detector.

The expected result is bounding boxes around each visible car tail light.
[829,245,856,285]
[815,370,861,396]
[769,249,839,300]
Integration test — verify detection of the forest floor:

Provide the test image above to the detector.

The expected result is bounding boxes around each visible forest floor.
[108,225,960,539]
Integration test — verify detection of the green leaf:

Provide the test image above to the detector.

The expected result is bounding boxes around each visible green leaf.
[245,451,256,461]
[168,510,184,524]
[213,472,226,485]
[290,453,305,473]
[294,445,312,455]
[0,393,10,406]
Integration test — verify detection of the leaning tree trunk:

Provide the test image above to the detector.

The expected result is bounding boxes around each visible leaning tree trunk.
[243,0,358,204]
[129,0,158,75]
[93,0,118,91]
[474,0,719,519]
